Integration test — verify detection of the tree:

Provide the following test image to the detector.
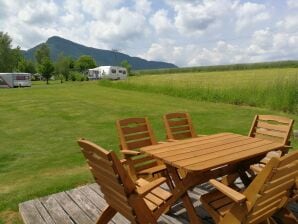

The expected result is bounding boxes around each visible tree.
[17,57,36,74]
[55,54,72,81]
[121,60,132,75]
[0,32,22,72]
[38,58,54,84]
[34,43,50,64]
[75,55,96,72]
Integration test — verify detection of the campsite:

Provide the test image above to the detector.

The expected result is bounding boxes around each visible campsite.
[0,66,298,223]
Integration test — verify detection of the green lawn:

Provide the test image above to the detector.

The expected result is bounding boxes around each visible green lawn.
[101,68,298,114]
[0,81,297,223]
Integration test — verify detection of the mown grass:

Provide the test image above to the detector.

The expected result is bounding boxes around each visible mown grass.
[102,68,298,114]
[0,81,297,223]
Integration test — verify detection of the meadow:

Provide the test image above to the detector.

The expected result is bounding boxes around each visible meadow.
[101,68,298,114]
[0,71,297,223]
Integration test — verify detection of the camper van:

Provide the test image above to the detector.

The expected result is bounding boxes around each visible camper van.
[0,73,32,88]
[88,66,127,80]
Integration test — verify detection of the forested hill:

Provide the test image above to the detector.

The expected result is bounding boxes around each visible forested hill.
[22,36,177,70]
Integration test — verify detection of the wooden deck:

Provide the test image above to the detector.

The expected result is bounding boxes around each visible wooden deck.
[19,182,298,224]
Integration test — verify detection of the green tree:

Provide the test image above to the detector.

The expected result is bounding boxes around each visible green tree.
[120,60,132,75]
[75,55,96,72]
[0,32,22,72]
[17,57,36,74]
[55,54,72,81]
[34,43,50,64]
[38,58,54,84]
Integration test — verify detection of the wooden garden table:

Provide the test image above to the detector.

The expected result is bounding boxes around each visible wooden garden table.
[140,132,285,224]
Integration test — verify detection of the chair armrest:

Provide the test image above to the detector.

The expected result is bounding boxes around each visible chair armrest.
[121,150,140,156]
[136,177,167,196]
[209,179,246,203]
[120,159,127,164]
[157,141,168,144]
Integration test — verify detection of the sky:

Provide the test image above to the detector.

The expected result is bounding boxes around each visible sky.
[1,0,298,67]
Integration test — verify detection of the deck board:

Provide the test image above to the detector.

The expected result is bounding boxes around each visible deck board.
[19,182,297,224]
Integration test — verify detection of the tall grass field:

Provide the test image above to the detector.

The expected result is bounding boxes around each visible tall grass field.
[0,69,297,223]
[101,68,298,114]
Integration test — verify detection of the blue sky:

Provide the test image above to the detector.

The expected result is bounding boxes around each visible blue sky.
[1,0,298,67]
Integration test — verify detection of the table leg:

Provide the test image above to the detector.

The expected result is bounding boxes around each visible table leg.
[166,165,203,224]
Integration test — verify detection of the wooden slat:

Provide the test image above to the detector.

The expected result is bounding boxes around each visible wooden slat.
[177,140,274,168]
[170,125,191,133]
[186,142,282,171]
[135,162,157,172]
[168,119,188,127]
[53,192,93,224]
[39,195,74,224]
[255,128,286,139]
[125,132,150,141]
[257,121,289,132]
[87,159,115,178]
[163,137,259,162]
[121,124,148,135]
[19,200,47,224]
[173,132,192,140]
[258,115,293,124]
[119,118,146,126]
[165,113,187,119]
[78,140,110,160]
[143,133,240,154]
[248,200,282,222]
[104,195,135,221]
[33,200,56,224]
[90,169,126,197]
[66,187,102,222]
[127,139,152,150]
[254,191,287,211]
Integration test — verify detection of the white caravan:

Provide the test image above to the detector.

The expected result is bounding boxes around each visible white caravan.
[88,66,127,80]
[0,73,32,88]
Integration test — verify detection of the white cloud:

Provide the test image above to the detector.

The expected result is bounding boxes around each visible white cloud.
[236,2,270,31]
[277,15,298,31]
[150,9,174,35]
[0,0,297,66]
[17,1,59,26]
[169,0,236,34]
[287,0,298,8]
[134,0,152,15]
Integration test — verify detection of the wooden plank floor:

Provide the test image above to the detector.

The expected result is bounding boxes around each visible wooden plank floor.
[19,182,298,224]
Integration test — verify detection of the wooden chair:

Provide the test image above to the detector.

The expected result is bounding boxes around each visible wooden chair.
[201,151,298,224]
[78,139,175,224]
[116,117,168,181]
[249,114,294,146]
[249,115,294,174]
[163,112,201,140]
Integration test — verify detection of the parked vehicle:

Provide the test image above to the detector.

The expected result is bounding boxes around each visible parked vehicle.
[0,73,32,88]
[88,66,127,80]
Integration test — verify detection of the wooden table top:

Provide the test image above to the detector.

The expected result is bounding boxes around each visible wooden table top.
[141,133,284,172]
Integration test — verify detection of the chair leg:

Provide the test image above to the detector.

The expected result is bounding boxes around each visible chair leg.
[96,205,117,224]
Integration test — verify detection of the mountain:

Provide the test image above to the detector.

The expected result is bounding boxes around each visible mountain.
[22,36,177,70]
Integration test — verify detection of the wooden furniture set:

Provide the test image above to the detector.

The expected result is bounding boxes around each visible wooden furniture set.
[79,114,296,224]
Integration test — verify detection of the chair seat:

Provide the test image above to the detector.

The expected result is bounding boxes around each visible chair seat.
[201,190,234,217]
[136,178,172,211]
[138,164,167,176]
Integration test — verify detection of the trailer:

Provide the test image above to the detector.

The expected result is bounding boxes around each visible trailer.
[0,73,32,88]
[88,66,127,80]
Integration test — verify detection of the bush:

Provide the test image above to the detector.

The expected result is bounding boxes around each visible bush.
[69,71,85,81]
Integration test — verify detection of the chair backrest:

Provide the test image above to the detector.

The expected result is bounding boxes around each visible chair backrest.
[163,112,197,140]
[248,115,294,145]
[116,117,159,177]
[242,151,298,223]
[78,139,137,222]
